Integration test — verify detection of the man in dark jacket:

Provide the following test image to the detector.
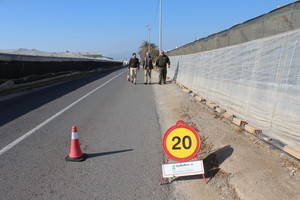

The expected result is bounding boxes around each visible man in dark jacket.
[155,50,170,84]
[143,52,153,84]
[128,53,140,84]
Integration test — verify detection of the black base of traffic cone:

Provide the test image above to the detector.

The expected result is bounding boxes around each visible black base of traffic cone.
[65,153,87,162]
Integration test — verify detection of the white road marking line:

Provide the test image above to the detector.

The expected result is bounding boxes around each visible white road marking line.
[0,71,124,156]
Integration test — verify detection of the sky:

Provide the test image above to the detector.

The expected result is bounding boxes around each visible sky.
[0,0,295,59]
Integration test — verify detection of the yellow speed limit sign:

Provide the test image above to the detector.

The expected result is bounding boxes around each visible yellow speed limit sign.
[162,120,201,162]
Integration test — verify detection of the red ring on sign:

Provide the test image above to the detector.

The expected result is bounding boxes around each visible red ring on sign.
[162,123,201,162]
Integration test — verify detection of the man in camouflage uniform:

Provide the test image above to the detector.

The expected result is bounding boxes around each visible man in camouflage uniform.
[155,50,170,84]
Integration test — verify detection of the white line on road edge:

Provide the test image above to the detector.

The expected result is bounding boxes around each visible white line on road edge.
[0,71,124,156]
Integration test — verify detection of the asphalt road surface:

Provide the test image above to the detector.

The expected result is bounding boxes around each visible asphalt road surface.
[0,68,170,199]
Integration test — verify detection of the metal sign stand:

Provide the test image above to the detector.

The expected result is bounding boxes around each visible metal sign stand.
[160,152,207,185]
[160,120,208,185]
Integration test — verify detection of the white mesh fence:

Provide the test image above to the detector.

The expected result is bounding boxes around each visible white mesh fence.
[168,29,300,150]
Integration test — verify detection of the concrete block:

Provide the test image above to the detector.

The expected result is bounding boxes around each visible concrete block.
[283,146,300,160]
[182,88,191,93]
[215,107,226,114]
[223,112,234,120]
[245,124,262,135]
[195,96,205,102]
[206,102,217,109]
[262,136,272,142]
[190,89,197,94]
[209,104,217,109]
[233,117,247,126]
[190,93,196,97]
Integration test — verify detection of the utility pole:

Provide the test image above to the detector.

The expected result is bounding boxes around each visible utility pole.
[159,0,163,51]
[145,24,151,53]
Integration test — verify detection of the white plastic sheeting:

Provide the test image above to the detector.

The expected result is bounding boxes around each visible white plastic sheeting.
[168,29,300,151]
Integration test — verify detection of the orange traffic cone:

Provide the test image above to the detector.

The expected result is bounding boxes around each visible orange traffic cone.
[65,126,86,162]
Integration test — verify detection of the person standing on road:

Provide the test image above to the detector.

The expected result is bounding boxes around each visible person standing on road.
[128,53,140,84]
[143,52,153,84]
[155,50,170,85]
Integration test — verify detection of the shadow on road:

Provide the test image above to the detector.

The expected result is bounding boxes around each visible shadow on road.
[204,145,234,180]
[0,68,122,128]
[168,145,233,184]
[86,149,134,159]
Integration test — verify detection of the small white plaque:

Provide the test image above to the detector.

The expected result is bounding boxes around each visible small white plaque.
[162,160,205,178]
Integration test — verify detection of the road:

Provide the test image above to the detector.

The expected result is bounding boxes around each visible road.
[0,68,170,199]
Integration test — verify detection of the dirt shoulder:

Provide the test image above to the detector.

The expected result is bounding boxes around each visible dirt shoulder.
[151,71,300,200]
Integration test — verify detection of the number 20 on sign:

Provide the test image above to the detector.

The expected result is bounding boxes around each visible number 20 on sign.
[162,120,201,162]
